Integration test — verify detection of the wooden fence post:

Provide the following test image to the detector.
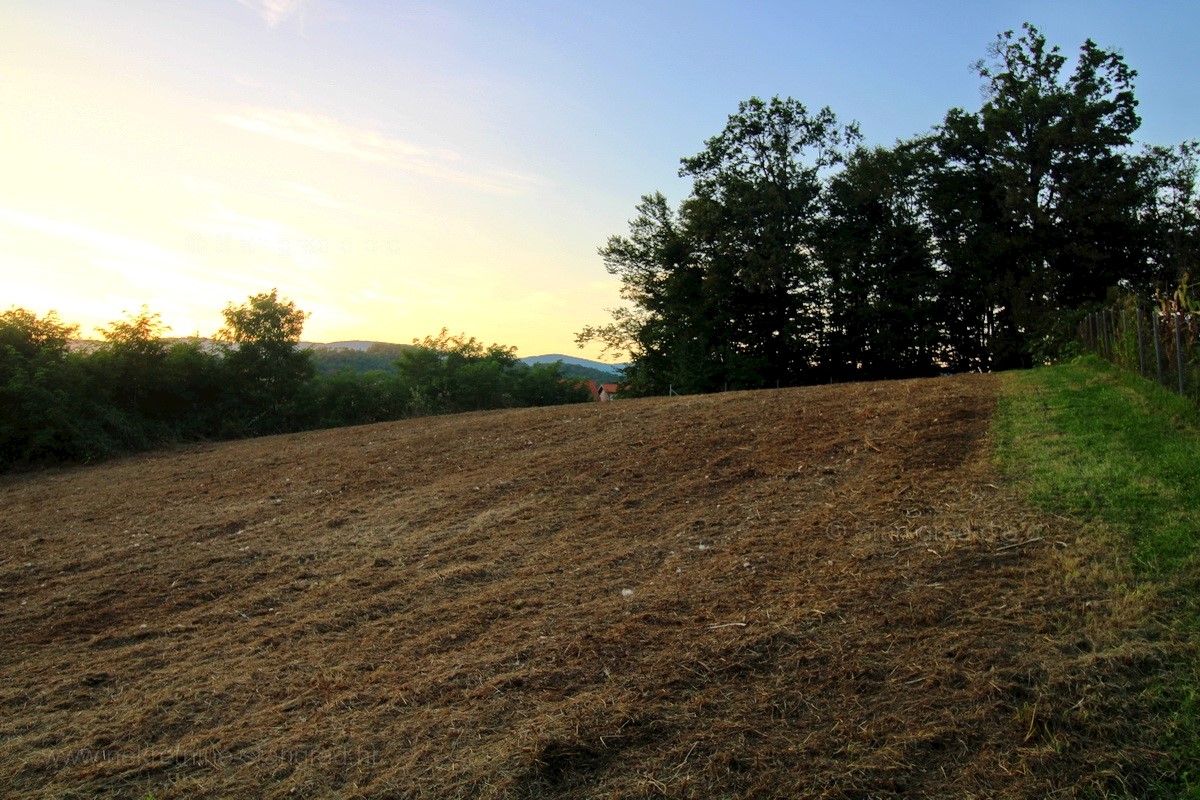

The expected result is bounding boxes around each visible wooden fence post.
[1176,311,1187,396]
[1100,310,1109,360]
[1108,309,1117,360]
[1153,311,1165,386]
[1113,309,1123,369]
[1136,307,1146,377]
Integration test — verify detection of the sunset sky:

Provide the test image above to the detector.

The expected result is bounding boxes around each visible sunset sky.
[3,1,1198,360]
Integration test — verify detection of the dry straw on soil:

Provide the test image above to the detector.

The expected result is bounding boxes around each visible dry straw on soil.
[0,374,1168,798]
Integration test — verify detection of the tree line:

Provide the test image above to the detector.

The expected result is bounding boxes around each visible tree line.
[578,24,1200,394]
[0,291,591,471]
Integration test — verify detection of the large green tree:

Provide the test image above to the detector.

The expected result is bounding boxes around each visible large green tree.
[918,109,1007,372]
[586,27,1196,387]
[931,23,1147,366]
[0,308,86,466]
[91,308,225,439]
[91,307,170,423]
[819,144,940,379]
[1134,142,1200,290]
[680,96,860,388]
[215,289,314,434]
[578,192,710,394]
[582,97,860,392]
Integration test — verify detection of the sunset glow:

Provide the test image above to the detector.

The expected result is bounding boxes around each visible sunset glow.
[3,1,1197,357]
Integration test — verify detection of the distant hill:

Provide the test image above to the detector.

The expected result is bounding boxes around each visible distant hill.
[302,340,380,352]
[72,337,626,381]
[306,345,626,380]
[522,354,626,381]
[304,342,411,376]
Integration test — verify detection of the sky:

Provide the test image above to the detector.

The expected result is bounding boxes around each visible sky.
[2,1,1198,360]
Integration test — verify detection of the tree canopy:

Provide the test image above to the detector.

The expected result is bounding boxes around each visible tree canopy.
[215,289,315,435]
[581,23,1199,390]
[0,298,593,472]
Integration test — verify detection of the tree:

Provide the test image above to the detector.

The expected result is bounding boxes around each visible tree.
[819,144,940,379]
[0,307,77,363]
[579,192,711,394]
[581,97,860,392]
[91,306,170,424]
[395,329,518,413]
[215,289,314,434]
[0,308,90,467]
[84,308,224,448]
[680,96,861,387]
[309,368,409,428]
[1133,142,1200,291]
[158,338,225,438]
[585,26,1195,384]
[919,109,1007,372]
[396,329,590,414]
[217,288,308,346]
[933,23,1146,366]
[512,362,594,407]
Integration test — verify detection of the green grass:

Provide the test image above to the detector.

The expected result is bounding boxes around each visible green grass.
[996,356,1200,576]
[995,355,1200,796]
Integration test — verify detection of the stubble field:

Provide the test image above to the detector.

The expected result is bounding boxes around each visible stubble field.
[0,373,1162,798]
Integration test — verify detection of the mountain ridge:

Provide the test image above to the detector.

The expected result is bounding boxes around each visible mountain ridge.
[71,338,625,376]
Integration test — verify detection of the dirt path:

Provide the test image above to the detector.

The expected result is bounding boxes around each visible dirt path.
[0,374,1153,798]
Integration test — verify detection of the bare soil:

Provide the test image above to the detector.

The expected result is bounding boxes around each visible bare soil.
[0,374,1165,798]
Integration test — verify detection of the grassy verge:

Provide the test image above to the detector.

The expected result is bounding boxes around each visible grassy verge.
[994,355,1200,796]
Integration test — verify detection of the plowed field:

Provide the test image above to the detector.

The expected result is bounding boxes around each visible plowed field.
[0,374,1159,798]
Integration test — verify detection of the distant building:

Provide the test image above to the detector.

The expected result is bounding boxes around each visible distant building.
[586,380,621,402]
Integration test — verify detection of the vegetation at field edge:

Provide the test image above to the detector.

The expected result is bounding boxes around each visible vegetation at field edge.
[0,300,593,472]
[995,356,1200,796]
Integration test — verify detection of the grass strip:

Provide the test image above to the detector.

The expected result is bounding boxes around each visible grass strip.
[994,355,1200,797]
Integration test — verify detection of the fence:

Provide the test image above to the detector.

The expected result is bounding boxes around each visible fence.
[1080,305,1199,401]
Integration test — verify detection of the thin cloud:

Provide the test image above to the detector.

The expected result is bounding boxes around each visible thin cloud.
[218,108,430,163]
[517,290,568,310]
[0,206,248,293]
[1,206,201,274]
[178,182,333,273]
[232,74,269,90]
[486,168,551,190]
[218,107,546,196]
[237,0,309,28]
[275,181,386,221]
[392,276,454,302]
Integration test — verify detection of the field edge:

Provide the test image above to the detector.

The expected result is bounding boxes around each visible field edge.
[993,358,1200,797]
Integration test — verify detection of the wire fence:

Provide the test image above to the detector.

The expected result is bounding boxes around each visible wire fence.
[1080,304,1199,402]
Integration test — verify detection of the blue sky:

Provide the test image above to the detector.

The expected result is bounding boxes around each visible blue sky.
[2,1,1197,358]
